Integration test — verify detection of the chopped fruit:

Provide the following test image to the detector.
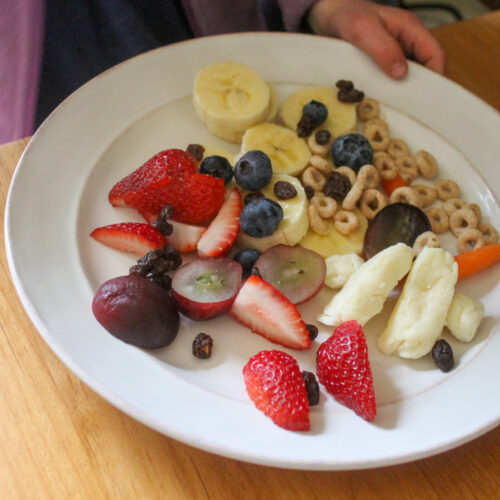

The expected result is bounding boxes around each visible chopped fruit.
[316,321,376,421]
[171,257,242,320]
[331,133,373,173]
[192,333,213,359]
[230,275,311,350]
[363,203,431,260]
[234,150,273,190]
[454,243,500,279]
[233,248,261,278]
[90,222,165,257]
[240,197,283,238]
[200,155,234,185]
[92,274,179,348]
[253,244,326,304]
[381,173,407,197]
[243,350,310,431]
[197,188,242,257]
[165,220,206,253]
[303,100,328,127]
[108,149,197,207]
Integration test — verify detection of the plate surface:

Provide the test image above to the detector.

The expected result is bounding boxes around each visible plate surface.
[5,33,500,470]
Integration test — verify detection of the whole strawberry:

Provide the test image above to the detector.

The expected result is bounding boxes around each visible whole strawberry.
[316,321,376,421]
[243,350,310,431]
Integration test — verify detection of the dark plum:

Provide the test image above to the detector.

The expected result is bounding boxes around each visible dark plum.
[363,203,431,260]
[92,274,179,348]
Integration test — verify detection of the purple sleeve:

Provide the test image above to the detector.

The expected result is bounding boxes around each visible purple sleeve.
[276,0,318,31]
[0,0,45,144]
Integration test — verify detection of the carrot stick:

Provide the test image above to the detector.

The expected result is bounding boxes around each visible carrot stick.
[455,244,500,279]
[381,174,407,197]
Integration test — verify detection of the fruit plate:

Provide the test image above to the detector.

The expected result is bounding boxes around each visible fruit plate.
[5,33,500,470]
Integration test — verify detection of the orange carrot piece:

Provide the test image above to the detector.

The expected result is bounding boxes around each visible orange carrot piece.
[455,244,500,279]
[381,174,406,197]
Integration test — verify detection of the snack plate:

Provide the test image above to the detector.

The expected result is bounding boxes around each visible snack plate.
[5,33,500,470]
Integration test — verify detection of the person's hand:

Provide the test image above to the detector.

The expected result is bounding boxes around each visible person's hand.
[307,0,446,78]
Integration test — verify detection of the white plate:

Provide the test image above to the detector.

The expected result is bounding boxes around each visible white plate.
[5,33,500,470]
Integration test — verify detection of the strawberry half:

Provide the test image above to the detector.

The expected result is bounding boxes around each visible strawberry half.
[197,187,242,257]
[230,275,310,350]
[316,321,376,421]
[165,220,206,253]
[243,350,310,431]
[90,222,165,257]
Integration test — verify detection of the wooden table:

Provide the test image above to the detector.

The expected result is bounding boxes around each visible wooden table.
[1,12,499,499]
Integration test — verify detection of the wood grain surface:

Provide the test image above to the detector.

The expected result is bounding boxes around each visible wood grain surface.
[1,13,499,500]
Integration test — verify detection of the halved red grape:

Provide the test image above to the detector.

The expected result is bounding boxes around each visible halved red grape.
[363,203,431,260]
[171,257,242,320]
[253,245,326,304]
[92,274,179,348]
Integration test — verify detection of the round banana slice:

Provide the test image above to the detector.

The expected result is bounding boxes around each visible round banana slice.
[201,144,235,165]
[300,209,368,258]
[280,86,357,138]
[265,83,279,123]
[239,123,311,176]
[193,61,270,142]
[238,174,309,252]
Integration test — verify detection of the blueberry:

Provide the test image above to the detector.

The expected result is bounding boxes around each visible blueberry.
[233,248,260,277]
[331,133,373,173]
[200,155,233,185]
[240,197,283,238]
[234,150,273,190]
[303,100,328,127]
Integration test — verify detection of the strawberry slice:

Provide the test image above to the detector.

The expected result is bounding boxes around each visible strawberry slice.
[316,321,376,421]
[165,220,206,253]
[230,275,311,350]
[197,187,242,257]
[243,350,310,431]
[90,222,165,257]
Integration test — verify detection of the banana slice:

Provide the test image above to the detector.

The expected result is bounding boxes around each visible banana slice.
[265,83,279,123]
[201,144,234,165]
[239,123,311,176]
[237,174,309,252]
[280,86,356,138]
[193,61,271,143]
[299,209,368,258]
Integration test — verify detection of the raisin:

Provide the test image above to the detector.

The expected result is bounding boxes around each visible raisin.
[302,371,320,406]
[338,88,365,103]
[432,339,455,372]
[335,79,354,91]
[323,172,352,200]
[186,143,205,162]
[297,113,315,138]
[306,324,319,341]
[151,205,174,236]
[192,333,213,359]
[314,129,331,146]
[244,191,264,205]
[148,274,172,291]
[274,181,297,200]
[304,185,315,200]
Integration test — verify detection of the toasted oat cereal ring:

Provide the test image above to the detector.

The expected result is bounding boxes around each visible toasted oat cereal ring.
[469,203,482,221]
[311,192,337,218]
[309,155,332,174]
[413,231,440,256]
[334,210,360,235]
[395,155,418,182]
[307,133,331,156]
[308,204,331,235]
[425,208,449,234]
[458,229,485,254]
[389,186,421,207]
[357,164,380,189]
[443,197,467,216]
[415,150,439,179]
[387,138,410,158]
[373,152,397,181]
[335,166,357,185]
[360,189,388,219]
[412,184,437,207]
[302,166,326,192]
[479,223,499,244]
[342,181,364,210]
[363,124,390,152]
[356,98,379,121]
[435,178,461,201]
[363,118,389,133]
[449,207,478,237]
